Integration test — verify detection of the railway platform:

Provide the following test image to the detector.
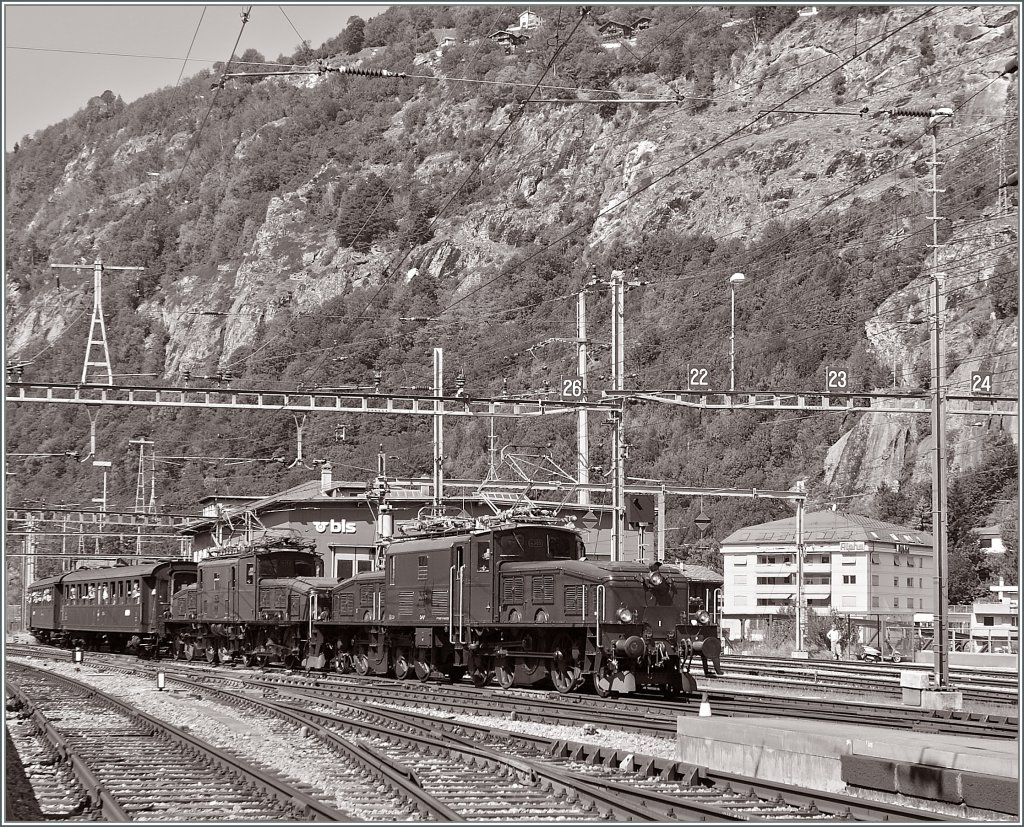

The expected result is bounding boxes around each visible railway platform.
[676,715,1018,817]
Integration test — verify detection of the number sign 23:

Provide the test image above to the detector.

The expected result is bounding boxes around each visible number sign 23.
[826,368,848,391]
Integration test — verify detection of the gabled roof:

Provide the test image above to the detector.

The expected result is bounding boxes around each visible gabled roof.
[721,510,933,547]
[431,28,458,44]
[668,563,724,583]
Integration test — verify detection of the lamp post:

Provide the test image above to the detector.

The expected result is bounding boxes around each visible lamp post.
[729,272,747,391]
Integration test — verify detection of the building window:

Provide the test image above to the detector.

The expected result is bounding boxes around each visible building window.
[872,575,879,586]
[919,598,924,609]
[357,560,373,574]
[757,554,793,565]
[907,577,914,588]
[894,577,899,587]
[757,575,794,585]
[872,597,879,608]
[843,575,856,584]
[918,578,923,589]
[983,616,995,627]
[336,559,353,579]
[804,575,831,585]
[841,556,856,565]
[894,555,901,566]
[734,557,747,566]
[907,557,915,568]
[979,538,993,549]
[894,597,900,608]
[870,552,880,564]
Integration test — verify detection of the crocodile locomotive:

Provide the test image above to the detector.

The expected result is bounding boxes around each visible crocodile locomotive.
[28,513,723,697]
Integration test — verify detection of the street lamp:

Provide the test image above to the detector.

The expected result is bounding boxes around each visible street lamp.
[729,272,747,391]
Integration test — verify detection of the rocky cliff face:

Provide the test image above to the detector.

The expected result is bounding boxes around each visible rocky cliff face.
[4,6,1018,509]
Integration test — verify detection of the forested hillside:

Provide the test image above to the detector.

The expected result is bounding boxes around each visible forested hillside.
[4,5,1018,594]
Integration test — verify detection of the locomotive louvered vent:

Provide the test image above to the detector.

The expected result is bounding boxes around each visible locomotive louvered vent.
[338,593,354,616]
[564,584,583,615]
[432,588,449,615]
[532,575,554,604]
[399,591,415,616]
[418,555,429,581]
[359,585,375,607]
[502,576,525,605]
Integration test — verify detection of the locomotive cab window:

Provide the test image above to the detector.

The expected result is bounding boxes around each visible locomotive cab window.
[496,529,579,562]
[245,564,255,584]
[477,544,491,572]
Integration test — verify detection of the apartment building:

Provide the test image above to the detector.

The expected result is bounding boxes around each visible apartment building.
[720,510,936,640]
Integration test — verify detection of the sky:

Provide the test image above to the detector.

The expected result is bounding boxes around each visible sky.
[4,2,389,149]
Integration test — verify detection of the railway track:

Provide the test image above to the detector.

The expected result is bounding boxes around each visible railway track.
[718,655,1019,708]
[8,649,971,821]
[4,661,352,821]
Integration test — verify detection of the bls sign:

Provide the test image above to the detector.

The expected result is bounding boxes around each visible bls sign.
[313,519,358,534]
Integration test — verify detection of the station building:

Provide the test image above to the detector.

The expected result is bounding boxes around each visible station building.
[719,510,936,641]
[180,464,650,576]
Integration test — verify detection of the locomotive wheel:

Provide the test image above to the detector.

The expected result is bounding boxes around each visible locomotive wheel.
[494,658,514,690]
[354,652,370,676]
[283,654,300,670]
[414,651,432,681]
[470,668,490,688]
[204,645,217,664]
[173,641,185,660]
[183,642,197,661]
[592,665,613,698]
[332,653,352,674]
[394,650,413,680]
[550,635,582,694]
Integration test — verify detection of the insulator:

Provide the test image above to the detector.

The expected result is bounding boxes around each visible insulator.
[888,108,933,118]
[334,65,407,78]
[182,369,191,382]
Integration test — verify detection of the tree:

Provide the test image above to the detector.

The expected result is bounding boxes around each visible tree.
[341,16,365,54]
[948,537,996,605]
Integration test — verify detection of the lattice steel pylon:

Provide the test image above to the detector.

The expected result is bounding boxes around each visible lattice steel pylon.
[129,437,156,513]
[50,258,145,384]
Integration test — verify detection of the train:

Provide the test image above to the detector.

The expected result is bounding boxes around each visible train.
[26,511,723,697]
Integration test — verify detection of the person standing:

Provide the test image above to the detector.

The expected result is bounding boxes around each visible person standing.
[827,626,842,660]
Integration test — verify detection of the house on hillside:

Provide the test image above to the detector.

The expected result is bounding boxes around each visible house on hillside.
[488,29,527,53]
[597,20,633,42]
[971,524,1006,554]
[632,16,652,33]
[430,28,458,50]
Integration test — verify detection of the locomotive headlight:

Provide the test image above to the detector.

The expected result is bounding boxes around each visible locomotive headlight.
[616,607,635,623]
[697,610,711,625]
[648,571,665,588]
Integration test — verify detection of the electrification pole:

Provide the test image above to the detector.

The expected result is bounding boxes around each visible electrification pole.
[576,289,591,506]
[610,270,625,562]
[433,347,445,513]
[925,109,953,689]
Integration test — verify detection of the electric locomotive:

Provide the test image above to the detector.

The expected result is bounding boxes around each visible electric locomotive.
[167,536,337,667]
[320,512,722,696]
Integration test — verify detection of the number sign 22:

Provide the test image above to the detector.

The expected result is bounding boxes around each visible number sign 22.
[687,365,711,390]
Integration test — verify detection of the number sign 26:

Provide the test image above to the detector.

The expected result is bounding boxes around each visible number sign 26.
[687,365,711,390]
[560,378,584,398]
[826,368,848,391]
